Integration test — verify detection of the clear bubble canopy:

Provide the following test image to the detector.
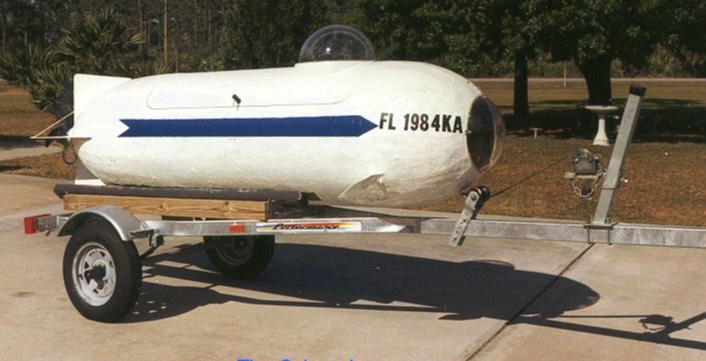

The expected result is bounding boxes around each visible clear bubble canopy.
[299,25,376,63]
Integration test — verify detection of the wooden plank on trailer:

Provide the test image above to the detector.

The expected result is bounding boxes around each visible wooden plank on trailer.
[63,194,266,220]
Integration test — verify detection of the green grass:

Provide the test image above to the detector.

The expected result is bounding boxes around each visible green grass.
[2,80,706,226]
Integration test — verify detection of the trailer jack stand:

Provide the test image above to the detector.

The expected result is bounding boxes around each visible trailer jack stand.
[448,187,490,247]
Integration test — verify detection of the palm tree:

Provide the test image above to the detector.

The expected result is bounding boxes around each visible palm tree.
[0,9,146,121]
[0,44,51,88]
[53,9,144,75]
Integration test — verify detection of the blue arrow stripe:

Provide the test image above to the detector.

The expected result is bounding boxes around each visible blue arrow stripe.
[119,116,376,137]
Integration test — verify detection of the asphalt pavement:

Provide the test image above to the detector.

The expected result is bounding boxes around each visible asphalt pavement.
[1,141,705,360]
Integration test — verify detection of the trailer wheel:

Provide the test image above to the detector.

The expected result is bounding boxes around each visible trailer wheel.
[63,219,142,322]
[204,235,274,279]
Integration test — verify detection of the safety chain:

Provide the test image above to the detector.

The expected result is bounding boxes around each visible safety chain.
[62,142,78,165]
[570,167,604,199]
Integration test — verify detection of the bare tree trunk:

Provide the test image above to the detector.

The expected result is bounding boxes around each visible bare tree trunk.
[193,0,198,48]
[513,52,530,128]
[2,0,7,56]
[1,0,6,56]
[163,0,168,65]
[207,7,211,45]
[146,12,151,53]
[138,2,144,54]
[579,56,613,106]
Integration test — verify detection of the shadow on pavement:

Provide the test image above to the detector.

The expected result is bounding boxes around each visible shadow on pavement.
[129,242,599,323]
[125,241,706,351]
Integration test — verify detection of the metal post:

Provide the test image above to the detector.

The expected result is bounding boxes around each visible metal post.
[591,85,646,227]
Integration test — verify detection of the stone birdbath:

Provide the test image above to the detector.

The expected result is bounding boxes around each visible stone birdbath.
[585,105,620,146]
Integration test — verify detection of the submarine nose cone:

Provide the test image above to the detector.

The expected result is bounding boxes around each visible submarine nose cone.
[466,96,505,172]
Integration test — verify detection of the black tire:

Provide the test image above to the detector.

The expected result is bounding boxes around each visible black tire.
[204,235,275,279]
[62,219,142,322]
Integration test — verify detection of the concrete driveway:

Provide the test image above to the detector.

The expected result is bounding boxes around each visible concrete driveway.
[0,140,61,162]
[1,173,705,361]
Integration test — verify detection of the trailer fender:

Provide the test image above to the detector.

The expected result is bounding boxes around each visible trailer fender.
[58,206,147,241]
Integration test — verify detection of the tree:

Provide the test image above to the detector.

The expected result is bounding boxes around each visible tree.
[0,9,146,118]
[1,0,42,51]
[0,44,51,88]
[359,0,527,122]
[489,0,539,126]
[358,0,504,76]
[323,0,362,25]
[535,0,662,105]
[664,0,706,76]
[358,0,438,62]
[54,9,143,75]
[220,0,326,70]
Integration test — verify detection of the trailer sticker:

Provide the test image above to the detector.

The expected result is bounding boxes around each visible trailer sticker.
[119,116,377,138]
[256,221,362,233]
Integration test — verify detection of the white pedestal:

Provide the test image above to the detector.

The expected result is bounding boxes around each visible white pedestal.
[585,105,620,147]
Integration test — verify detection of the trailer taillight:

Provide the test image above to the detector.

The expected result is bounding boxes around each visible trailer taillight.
[24,214,51,234]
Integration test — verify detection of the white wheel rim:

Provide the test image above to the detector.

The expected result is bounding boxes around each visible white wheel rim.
[73,242,116,306]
